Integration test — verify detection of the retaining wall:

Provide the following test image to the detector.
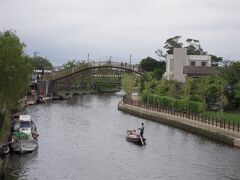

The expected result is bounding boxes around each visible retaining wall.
[118,101,240,148]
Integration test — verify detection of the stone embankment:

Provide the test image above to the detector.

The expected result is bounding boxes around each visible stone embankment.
[118,100,240,148]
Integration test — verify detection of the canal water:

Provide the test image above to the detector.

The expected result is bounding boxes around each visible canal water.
[3,93,240,180]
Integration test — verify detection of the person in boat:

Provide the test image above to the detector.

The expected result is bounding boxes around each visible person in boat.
[138,123,144,139]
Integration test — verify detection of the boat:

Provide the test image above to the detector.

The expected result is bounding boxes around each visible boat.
[10,115,39,153]
[126,130,146,145]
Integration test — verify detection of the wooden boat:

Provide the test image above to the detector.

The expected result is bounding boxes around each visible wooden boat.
[10,115,39,153]
[126,130,146,145]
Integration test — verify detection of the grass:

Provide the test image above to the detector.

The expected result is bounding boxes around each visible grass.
[203,111,240,123]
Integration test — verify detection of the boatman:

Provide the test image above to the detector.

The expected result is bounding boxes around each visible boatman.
[139,122,144,138]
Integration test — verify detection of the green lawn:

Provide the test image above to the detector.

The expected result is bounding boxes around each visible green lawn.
[203,111,240,123]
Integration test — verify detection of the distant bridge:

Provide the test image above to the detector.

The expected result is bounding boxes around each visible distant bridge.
[45,61,143,94]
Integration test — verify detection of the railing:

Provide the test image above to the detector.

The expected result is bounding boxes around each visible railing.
[123,96,240,133]
[44,61,142,82]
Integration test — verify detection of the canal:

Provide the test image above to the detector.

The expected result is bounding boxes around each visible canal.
[3,93,240,180]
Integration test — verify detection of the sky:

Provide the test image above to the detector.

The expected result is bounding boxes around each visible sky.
[0,0,240,65]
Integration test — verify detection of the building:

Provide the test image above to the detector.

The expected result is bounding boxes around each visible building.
[163,48,213,82]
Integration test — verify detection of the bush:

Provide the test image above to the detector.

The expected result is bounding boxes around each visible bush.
[141,93,204,113]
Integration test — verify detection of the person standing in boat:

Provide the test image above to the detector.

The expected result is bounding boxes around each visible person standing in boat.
[139,123,144,138]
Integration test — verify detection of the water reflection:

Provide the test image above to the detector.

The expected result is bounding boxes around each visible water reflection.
[3,94,240,180]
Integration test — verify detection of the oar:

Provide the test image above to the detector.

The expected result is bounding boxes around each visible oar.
[139,135,144,145]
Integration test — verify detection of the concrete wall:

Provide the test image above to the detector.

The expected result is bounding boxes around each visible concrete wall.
[172,48,188,82]
[118,101,240,148]
[163,48,212,82]
[188,55,211,67]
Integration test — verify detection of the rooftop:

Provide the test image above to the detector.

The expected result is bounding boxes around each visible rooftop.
[183,66,216,76]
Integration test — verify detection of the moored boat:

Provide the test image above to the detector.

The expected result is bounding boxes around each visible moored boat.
[126,130,146,145]
[10,115,39,153]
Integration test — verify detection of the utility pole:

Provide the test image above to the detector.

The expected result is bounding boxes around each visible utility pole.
[87,53,89,62]
[129,54,132,65]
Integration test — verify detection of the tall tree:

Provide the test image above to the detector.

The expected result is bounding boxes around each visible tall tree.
[183,77,193,111]
[140,57,166,72]
[185,38,204,55]
[28,56,53,70]
[223,61,240,109]
[121,73,137,97]
[0,30,32,111]
[163,36,183,54]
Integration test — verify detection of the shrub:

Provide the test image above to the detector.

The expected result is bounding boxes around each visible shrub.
[141,93,204,113]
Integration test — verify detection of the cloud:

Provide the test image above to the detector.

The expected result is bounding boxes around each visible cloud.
[0,0,240,65]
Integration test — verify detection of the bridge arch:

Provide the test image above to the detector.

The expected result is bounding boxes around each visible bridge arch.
[47,61,143,95]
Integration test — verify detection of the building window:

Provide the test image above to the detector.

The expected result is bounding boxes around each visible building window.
[190,61,196,66]
[201,62,206,66]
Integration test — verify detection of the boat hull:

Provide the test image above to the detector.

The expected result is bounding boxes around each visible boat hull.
[126,136,146,145]
[10,139,37,153]
[126,130,146,145]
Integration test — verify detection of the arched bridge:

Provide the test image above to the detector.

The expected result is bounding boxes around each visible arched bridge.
[45,61,143,95]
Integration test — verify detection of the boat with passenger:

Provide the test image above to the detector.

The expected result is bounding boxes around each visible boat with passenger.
[10,115,39,153]
[126,130,146,145]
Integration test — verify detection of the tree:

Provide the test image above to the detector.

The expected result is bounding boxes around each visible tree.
[0,30,32,111]
[185,38,204,55]
[121,73,137,97]
[163,36,183,54]
[210,54,223,66]
[140,57,166,72]
[62,60,88,70]
[155,80,169,96]
[167,80,178,98]
[223,61,240,109]
[28,56,53,70]
[205,76,227,113]
[153,68,165,81]
[157,36,210,57]
[183,77,193,111]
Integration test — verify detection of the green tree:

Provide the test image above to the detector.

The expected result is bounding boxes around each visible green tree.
[153,68,165,81]
[167,80,178,98]
[185,38,204,55]
[163,36,183,54]
[183,78,193,111]
[155,80,169,96]
[121,73,136,97]
[205,76,227,114]
[189,77,208,113]
[210,54,223,67]
[28,56,53,70]
[140,57,166,72]
[0,30,32,111]
[62,60,88,70]
[223,61,240,109]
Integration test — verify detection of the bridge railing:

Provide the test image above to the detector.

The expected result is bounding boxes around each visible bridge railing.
[44,61,142,81]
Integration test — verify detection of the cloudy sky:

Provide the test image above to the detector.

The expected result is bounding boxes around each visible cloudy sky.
[0,0,240,65]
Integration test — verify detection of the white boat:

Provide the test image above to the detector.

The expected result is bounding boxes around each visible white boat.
[10,115,39,153]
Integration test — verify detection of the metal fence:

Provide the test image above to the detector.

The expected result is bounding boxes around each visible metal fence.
[123,96,240,133]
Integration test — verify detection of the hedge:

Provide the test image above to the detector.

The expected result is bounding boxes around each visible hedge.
[141,92,204,114]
